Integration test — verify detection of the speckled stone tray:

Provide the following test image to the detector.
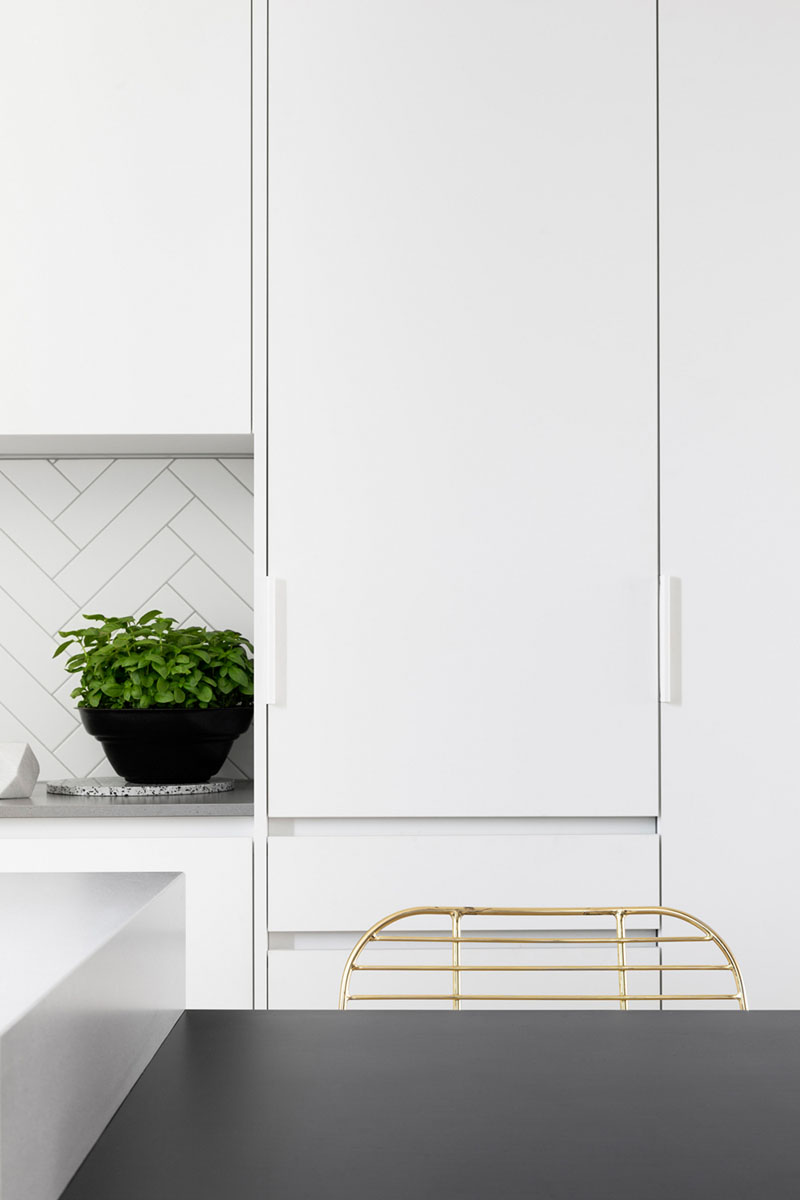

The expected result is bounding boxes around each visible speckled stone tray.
[46,777,236,797]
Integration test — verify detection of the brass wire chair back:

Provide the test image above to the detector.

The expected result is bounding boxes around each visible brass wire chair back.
[338,906,748,1011]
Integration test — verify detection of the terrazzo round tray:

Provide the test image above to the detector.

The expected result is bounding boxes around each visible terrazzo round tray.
[46,777,236,797]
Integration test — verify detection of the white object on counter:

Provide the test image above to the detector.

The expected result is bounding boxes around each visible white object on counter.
[0,745,39,799]
[0,872,185,1200]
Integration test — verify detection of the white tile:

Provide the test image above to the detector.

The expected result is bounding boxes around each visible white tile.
[179,611,202,627]
[214,757,248,781]
[170,557,253,641]
[169,460,253,548]
[0,647,77,748]
[60,529,193,628]
[53,725,107,777]
[137,584,193,626]
[52,459,113,490]
[0,474,78,574]
[0,702,70,781]
[0,461,78,518]
[169,500,253,602]
[220,458,254,493]
[52,675,81,716]
[227,722,254,778]
[55,459,167,547]
[0,531,75,633]
[0,591,64,691]
[179,611,206,629]
[55,471,192,603]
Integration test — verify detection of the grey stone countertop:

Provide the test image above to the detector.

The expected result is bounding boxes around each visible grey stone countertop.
[0,781,254,817]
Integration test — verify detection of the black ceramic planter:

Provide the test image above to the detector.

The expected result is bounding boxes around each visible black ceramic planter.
[80,707,254,785]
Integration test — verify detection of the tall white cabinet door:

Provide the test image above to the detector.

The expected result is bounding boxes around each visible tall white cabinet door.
[660,1,800,1007]
[269,0,657,817]
[0,1,250,435]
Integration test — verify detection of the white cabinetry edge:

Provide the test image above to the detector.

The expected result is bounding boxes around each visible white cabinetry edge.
[0,872,184,1200]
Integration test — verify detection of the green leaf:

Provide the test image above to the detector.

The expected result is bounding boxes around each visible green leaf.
[228,666,250,687]
[52,640,74,658]
[138,609,162,625]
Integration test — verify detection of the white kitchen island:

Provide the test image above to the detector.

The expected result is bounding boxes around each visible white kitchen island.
[0,872,184,1200]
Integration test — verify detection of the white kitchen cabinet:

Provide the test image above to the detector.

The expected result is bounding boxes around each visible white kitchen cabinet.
[268,834,659,932]
[268,0,658,817]
[660,0,800,1007]
[268,829,660,1009]
[0,0,250,435]
[0,836,252,1008]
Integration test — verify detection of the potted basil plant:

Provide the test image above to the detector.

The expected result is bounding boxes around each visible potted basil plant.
[54,611,254,785]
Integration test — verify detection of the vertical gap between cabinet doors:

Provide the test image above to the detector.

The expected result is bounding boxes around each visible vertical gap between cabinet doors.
[655,0,664,1006]
[250,0,254,434]
[264,0,270,1006]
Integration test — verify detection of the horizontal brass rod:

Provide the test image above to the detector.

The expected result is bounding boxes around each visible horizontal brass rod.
[347,993,742,1003]
[353,963,731,972]
[365,907,677,916]
[371,935,712,945]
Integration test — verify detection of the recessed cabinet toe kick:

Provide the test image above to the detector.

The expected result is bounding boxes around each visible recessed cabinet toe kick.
[0,873,185,1200]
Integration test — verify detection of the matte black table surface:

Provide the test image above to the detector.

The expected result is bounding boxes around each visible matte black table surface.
[61,1011,800,1199]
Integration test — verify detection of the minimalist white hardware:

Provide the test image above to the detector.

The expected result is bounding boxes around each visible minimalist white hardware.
[659,576,681,705]
[261,576,285,706]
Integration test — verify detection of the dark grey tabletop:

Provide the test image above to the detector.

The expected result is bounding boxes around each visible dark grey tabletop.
[60,1011,800,1199]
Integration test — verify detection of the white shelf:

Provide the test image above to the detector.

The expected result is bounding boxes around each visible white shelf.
[0,434,254,458]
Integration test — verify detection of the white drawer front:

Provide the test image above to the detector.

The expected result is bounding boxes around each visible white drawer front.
[268,834,659,932]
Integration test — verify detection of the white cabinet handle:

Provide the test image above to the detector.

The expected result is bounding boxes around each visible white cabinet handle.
[258,576,284,705]
[659,575,681,704]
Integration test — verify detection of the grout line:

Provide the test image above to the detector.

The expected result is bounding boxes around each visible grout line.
[0,471,81,549]
[51,725,79,753]
[0,698,73,773]
[0,525,79,611]
[134,582,193,625]
[49,458,115,515]
[50,453,115,501]
[171,491,254,552]
[59,496,196,616]
[166,530,255,609]
[0,461,80,518]
[52,459,176,571]
[219,457,255,496]
[165,577,212,629]
[0,580,64,641]
[50,459,85,487]
[0,636,76,707]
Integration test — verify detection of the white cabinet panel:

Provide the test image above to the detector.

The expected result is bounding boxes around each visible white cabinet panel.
[270,940,660,1011]
[660,0,800,1007]
[268,0,658,817]
[0,874,184,1200]
[0,839,252,1009]
[268,835,659,931]
[0,1,250,435]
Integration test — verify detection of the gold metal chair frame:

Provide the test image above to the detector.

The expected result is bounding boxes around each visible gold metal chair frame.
[338,906,748,1011]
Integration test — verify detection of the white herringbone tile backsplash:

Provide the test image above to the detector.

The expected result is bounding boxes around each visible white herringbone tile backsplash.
[0,457,254,781]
